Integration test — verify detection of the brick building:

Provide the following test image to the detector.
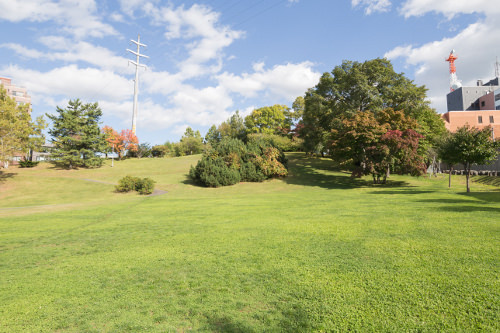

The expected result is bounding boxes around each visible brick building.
[0,77,31,111]
[441,78,500,139]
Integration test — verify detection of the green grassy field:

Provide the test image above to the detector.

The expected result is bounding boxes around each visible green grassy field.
[1,153,499,332]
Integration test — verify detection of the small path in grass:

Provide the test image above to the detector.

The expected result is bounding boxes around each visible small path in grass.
[82,178,116,185]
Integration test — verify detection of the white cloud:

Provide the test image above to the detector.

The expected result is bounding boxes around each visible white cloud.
[0,64,131,104]
[385,1,500,113]
[1,39,132,74]
[218,62,321,100]
[399,0,500,19]
[352,0,391,15]
[0,0,117,38]
[125,3,244,80]
[0,1,319,140]
[0,43,45,59]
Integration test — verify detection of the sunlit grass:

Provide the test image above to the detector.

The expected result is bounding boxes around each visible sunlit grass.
[0,153,499,331]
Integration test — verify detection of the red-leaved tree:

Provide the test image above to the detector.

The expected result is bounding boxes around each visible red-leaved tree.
[366,129,425,184]
[102,126,139,160]
[120,129,139,157]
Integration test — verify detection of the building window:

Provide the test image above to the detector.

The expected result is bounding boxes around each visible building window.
[490,116,494,123]
[478,116,483,124]
[495,93,500,101]
[481,101,485,107]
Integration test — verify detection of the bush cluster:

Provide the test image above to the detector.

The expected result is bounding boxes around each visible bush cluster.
[189,137,287,187]
[19,159,39,168]
[115,175,155,195]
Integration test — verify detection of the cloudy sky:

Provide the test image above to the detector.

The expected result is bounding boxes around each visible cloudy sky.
[1,0,499,144]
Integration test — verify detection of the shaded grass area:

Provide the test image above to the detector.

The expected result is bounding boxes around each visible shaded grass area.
[472,175,500,187]
[0,153,499,332]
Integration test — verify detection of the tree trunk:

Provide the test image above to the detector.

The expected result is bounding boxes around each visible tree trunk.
[465,162,470,193]
[448,166,452,188]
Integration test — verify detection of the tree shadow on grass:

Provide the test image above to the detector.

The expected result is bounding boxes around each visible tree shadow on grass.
[436,205,500,213]
[45,161,81,170]
[472,176,500,187]
[415,196,500,213]
[181,174,195,185]
[285,155,410,190]
[204,315,254,333]
[458,191,500,203]
[368,189,434,195]
[0,171,17,183]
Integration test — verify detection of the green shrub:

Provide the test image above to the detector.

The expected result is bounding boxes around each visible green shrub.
[240,161,266,182]
[189,156,240,187]
[19,159,39,168]
[253,147,288,177]
[136,177,155,195]
[115,175,155,194]
[115,175,140,192]
[190,137,288,187]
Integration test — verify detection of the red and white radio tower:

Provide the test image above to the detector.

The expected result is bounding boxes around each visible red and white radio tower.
[445,49,461,92]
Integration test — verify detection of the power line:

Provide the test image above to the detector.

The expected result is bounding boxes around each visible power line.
[232,0,288,29]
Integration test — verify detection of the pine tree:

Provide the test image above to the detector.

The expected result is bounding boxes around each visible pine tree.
[47,99,107,169]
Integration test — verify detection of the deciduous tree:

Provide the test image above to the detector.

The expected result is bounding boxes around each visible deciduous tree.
[439,126,499,192]
[0,86,46,168]
[244,105,293,136]
[120,129,139,157]
[301,58,443,159]
[102,126,139,160]
[331,109,426,183]
[175,127,204,156]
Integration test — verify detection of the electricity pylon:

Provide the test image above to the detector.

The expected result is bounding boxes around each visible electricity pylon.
[127,34,148,135]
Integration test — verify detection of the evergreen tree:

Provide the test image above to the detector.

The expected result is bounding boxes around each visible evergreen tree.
[47,99,107,169]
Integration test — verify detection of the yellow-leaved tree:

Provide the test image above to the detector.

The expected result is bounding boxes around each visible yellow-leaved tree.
[0,85,46,169]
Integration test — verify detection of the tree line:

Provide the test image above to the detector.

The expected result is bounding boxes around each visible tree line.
[297,58,499,190]
[1,58,498,192]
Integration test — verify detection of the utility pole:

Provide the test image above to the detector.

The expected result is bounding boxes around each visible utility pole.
[127,34,148,135]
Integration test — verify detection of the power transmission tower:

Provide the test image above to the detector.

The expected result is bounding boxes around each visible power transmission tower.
[127,34,148,135]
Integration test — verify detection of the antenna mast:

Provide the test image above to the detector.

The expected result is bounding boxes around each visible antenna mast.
[445,49,461,92]
[495,56,499,78]
[127,34,148,135]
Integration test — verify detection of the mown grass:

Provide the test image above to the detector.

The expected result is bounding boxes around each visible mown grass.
[0,153,499,332]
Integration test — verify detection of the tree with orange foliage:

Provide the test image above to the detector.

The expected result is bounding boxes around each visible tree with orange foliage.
[120,129,139,158]
[102,126,139,163]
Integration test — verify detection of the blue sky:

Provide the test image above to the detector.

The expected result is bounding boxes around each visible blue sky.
[1,0,499,145]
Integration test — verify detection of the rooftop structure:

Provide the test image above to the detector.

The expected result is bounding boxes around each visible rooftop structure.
[445,50,462,92]
[442,54,500,139]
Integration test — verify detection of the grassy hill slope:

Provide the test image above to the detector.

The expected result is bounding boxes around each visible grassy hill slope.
[0,154,499,332]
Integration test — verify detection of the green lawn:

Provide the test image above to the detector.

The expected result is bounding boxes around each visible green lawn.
[0,153,499,332]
